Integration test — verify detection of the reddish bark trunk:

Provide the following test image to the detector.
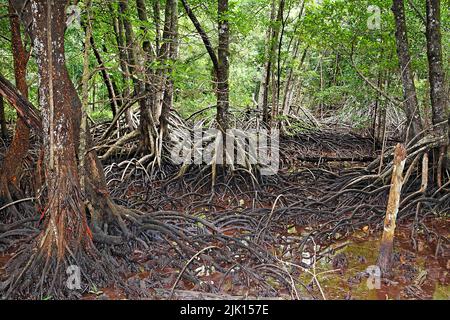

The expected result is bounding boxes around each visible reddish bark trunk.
[0,97,6,139]
[0,1,32,212]
[9,0,91,266]
[5,1,31,157]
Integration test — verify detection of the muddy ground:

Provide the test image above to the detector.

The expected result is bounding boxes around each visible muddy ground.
[1,130,448,300]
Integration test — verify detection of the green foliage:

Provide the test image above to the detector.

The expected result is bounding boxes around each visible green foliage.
[90,109,114,122]
[3,105,17,122]
[0,0,448,134]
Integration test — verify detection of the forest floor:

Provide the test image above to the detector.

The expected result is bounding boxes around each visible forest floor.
[0,128,449,300]
[80,224,449,300]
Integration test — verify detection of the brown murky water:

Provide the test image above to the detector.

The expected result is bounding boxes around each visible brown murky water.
[296,223,449,300]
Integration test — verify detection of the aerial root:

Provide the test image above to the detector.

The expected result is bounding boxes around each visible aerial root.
[2,129,448,299]
[1,230,120,299]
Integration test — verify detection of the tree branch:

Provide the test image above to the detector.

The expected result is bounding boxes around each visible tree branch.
[349,44,401,106]
[0,73,42,132]
[180,0,219,74]
[407,0,426,26]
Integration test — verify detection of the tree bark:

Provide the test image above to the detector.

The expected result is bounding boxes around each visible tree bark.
[0,96,7,139]
[281,39,299,117]
[217,0,230,132]
[181,0,229,133]
[111,1,135,131]
[181,0,219,72]
[262,0,284,126]
[90,36,119,116]
[425,0,449,185]
[136,0,163,155]
[4,0,118,298]
[392,0,423,142]
[258,0,277,125]
[0,74,41,131]
[160,0,178,135]
[120,0,154,153]
[0,1,31,193]
[134,0,179,159]
[377,143,407,274]
[135,0,160,155]
[29,0,89,258]
[153,0,161,53]
[272,0,285,124]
